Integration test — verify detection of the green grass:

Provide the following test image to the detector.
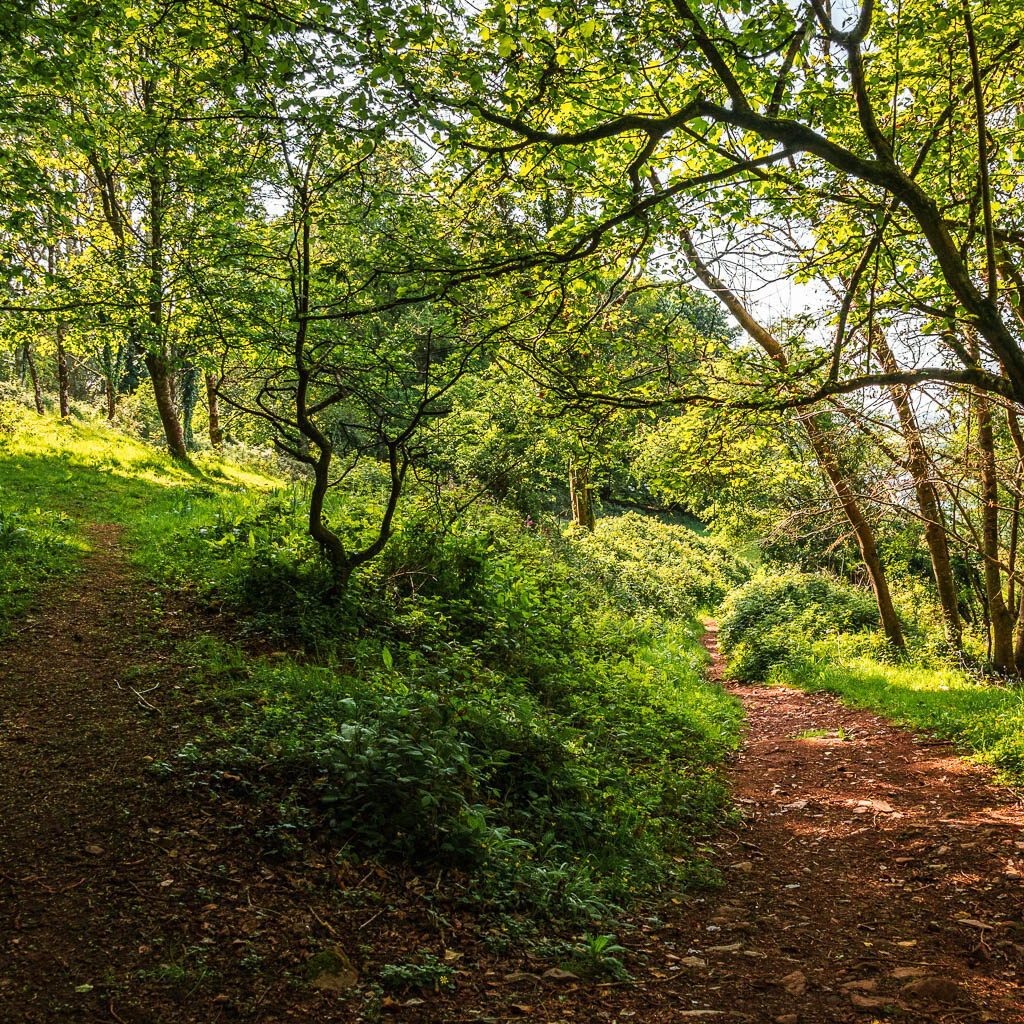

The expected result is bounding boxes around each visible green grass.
[2,405,744,927]
[773,654,1024,786]
[0,402,277,632]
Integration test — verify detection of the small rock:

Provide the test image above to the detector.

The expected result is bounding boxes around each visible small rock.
[901,976,963,1004]
[891,966,927,979]
[541,968,579,983]
[849,992,890,1011]
[779,969,807,997]
[730,861,753,873]
[84,844,104,856]
[840,979,878,992]
[306,947,358,992]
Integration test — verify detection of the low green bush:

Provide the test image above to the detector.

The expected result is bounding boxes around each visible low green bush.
[718,568,879,681]
[565,511,751,617]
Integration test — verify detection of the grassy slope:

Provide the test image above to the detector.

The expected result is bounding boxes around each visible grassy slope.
[0,407,275,631]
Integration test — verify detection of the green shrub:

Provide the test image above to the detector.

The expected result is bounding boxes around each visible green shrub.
[564,511,750,617]
[718,568,879,681]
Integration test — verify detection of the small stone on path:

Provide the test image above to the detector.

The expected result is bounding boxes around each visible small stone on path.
[779,969,807,996]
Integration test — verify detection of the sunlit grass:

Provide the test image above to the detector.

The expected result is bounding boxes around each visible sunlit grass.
[776,654,1024,786]
[0,404,278,631]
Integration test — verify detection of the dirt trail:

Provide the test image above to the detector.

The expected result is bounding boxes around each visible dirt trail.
[658,621,1024,1022]
[0,524,201,1024]
[2,540,1024,1023]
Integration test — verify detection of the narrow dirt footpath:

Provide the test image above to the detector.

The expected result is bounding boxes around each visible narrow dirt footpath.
[0,524,206,1024]
[669,622,1024,1022]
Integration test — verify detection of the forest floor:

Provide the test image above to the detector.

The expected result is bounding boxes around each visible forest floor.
[2,528,1024,1023]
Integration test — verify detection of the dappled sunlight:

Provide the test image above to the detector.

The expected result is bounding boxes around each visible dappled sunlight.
[704,649,1024,1018]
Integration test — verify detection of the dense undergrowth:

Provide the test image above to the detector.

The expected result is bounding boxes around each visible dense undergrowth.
[1,403,743,927]
[160,492,744,923]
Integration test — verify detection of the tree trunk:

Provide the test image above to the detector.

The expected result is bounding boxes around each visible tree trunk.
[56,322,70,418]
[102,341,117,420]
[23,343,43,414]
[974,385,1015,671]
[1000,405,1024,671]
[801,416,906,650]
[205,371,223,451]
[180,365,199,450]
[122,344,140,394]
[874,332,962,647]
[145,351,187,459]
[569,459,596,530]
[47,232,70,419]
[146,166,187,459]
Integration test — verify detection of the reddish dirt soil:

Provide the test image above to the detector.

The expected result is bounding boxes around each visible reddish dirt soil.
[2,539,1023,1023]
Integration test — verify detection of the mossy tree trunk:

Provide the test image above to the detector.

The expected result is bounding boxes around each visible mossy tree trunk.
[569,459,596,530]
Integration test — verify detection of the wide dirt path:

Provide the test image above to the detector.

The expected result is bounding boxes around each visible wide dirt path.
[660,622,1024,1022]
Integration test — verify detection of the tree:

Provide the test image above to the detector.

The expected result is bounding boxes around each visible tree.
[215,136,492,583]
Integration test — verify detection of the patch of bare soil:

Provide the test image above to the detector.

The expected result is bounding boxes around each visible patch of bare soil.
[2,549,1022,1023]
